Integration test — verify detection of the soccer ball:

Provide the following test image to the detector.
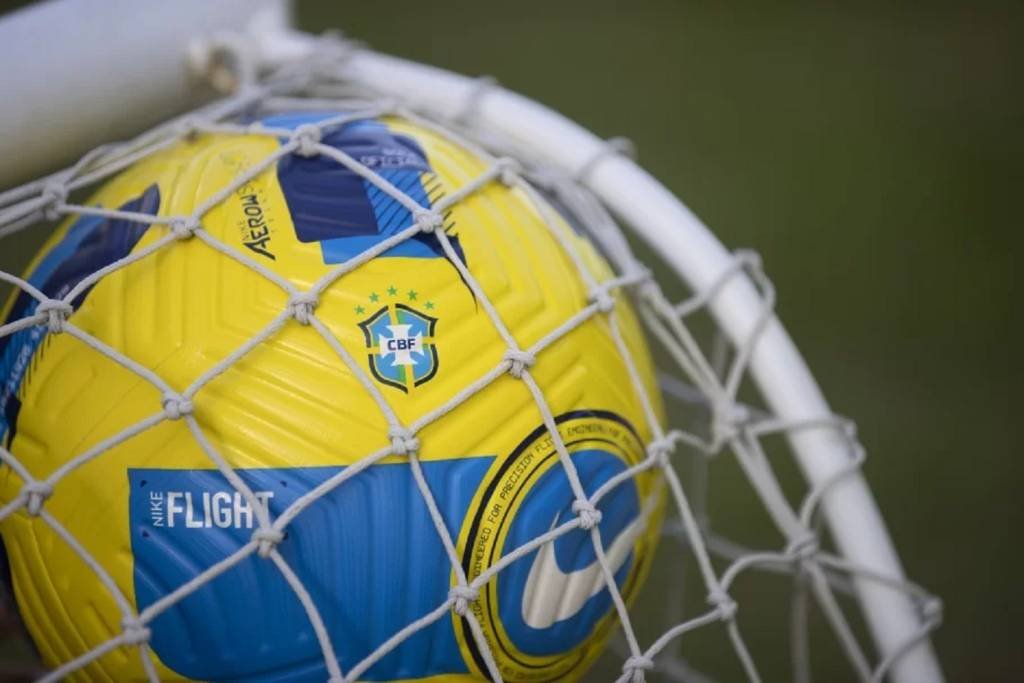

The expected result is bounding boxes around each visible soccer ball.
[0,112,664,680]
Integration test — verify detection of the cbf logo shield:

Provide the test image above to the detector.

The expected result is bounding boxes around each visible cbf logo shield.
[359,303,439,392]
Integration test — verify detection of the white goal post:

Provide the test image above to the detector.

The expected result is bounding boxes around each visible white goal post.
[0,0,289,189]
[0,1,942,681]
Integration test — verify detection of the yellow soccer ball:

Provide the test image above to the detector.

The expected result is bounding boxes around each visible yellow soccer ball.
[0,112,663,681]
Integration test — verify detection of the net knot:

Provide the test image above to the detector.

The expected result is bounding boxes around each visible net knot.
[785,532,820,563]
[503,349,536,379]
[162,393,194,421]
[708,588,738,621]
[388,426,419,456]
[448,584,479,616]
[253,526,284,558]
[572,500,602,530]
[22,481,52,516]
[414,209,444,234]
[288,292,319,325]
[646,436,677,467]
[169,215,199,241]
[36,299,72,334]
[291,123,323,157]
[120,617,151,646]
[623,654,654,682]
[494,157,522,186]
[589,285,616,314]
[41,182,68,222]
[711,401,750,450]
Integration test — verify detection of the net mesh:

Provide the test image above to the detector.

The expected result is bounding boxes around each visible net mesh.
[0,37,940,682]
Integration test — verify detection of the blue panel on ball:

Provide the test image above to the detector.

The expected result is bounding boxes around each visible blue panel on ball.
[128,457,493,681]
[264,112,464,265]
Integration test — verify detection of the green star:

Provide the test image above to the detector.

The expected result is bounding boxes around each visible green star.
[407,290,418,301]
[369,292,380,303]
[425,301,435,310]
[355,305,365,315]
[387,285,398,296]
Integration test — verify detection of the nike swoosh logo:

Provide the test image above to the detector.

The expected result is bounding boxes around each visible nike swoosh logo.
[521,507,648,630]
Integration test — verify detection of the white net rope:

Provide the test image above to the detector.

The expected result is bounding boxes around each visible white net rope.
[0,38,940,682]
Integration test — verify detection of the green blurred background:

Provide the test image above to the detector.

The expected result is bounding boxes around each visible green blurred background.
[1,0,1020,680]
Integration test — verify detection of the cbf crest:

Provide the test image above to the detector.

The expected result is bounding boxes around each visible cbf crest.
[358,296,439,393]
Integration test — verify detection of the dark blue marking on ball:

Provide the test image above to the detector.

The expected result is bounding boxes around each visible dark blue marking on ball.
[0,183,160,447]
[263,112,466,267]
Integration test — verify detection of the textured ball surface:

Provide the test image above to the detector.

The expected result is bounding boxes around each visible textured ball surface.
[0,113,663,681]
